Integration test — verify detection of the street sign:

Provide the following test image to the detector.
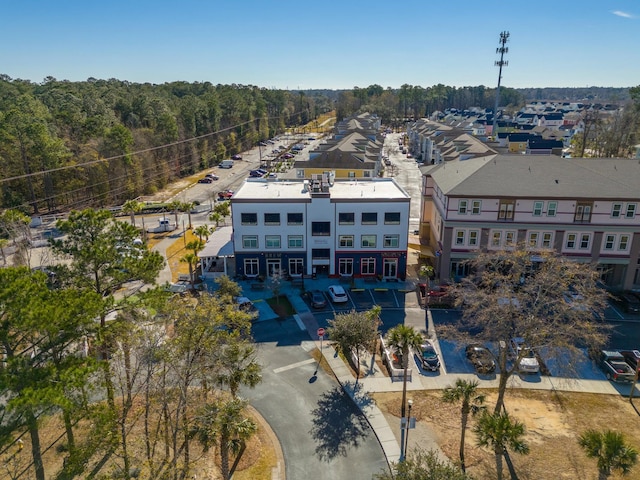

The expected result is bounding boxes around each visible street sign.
[317,327,325,338]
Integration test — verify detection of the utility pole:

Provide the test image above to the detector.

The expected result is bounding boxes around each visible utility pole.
[492,31,510,139]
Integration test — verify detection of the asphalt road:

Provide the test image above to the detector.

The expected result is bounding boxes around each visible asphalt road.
[244,317,389,480]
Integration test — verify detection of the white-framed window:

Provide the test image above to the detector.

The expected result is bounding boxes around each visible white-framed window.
[363,171,371,178]
[542,232,553,248]
[611,203,623,218]
[491,231,502,247]
[455,230,466,246]
[361,258,376,275]
[528,232,539,247]
[619,234,630,251]
[547,201,557,216]
[533,201,543,216]
[265,235,281,249]
[383,234,399,248]
[579,233,591,250]
[339,258,353,276]
[242,235,258,249]
[626,204,637,219]
[361,235,376,248]
[565,233,577,249]
[505,231,516,246]
[604,234,615,250]
[289,258,304,276]
[471,200,482,215]
[288,235,303,248]
[468,230,479,246]
[339,235,354,248]
[244,258,259,276]
[348,171,356,178]
[458,200,468,215]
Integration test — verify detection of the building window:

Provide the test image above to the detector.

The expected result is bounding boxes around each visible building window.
[242,235,258,249]
[574,202,593,222]
[468,230,479,246]
[383,234,399,248]
[287,212,303,225]
[296,169,305,178]
[471,200,482,215]
[455,230,465,246]
[611,203,622,218]
[384,212,401,224]
[264,213,280,225]
[289,258,304,276]
[339,235,354,248]
[528,232,539,247]
[348,171,356,178]
[361,212,378,225]
[604,234,615,250]
[542,232,553,248]
[361,235,377,248]
[265,235,281,248]
[579,234,591,250]
[244,258,259,277]
[505,231,516,246]
[619,235,630,250]
[626,204,636,219]
[339,212,354,225]
[458,200,468,215]
[491,231,502,247]
[288,235,303,248]
[547,201,557,216]
[361,258,376,275]
[498,200,515,220]
[364,171,371,178]
[312,249,330,259]
[339,258,353,276]
[241,213,257,225]
[565,233,577,249]
[533,201,543,216]
[312,222,330,236]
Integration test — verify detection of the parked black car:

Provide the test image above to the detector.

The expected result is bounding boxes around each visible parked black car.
[616,293,640,313]
[416,341,440,371]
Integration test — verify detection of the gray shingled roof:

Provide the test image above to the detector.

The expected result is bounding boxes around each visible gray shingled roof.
[426,155,640,199]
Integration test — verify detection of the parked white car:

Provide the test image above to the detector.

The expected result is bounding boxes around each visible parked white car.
[328,285,348,303]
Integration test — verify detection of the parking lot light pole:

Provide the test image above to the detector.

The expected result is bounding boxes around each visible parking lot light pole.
[404,399,413,460]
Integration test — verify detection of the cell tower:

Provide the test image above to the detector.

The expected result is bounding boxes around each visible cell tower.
[492,31,510,138]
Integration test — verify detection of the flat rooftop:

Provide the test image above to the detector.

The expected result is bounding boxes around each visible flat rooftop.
[232,178,410,202]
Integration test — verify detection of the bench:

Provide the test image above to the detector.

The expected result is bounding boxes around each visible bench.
[250,282,266,291]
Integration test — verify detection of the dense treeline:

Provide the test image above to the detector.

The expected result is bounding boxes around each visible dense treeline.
[0,75,332,214]
[335,83,525,126]
[0,74,634,215]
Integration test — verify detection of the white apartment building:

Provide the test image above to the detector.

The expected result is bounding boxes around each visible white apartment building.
[419,154,640,290]
[229,176,411,280]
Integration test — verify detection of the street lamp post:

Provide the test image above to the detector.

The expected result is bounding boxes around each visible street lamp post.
[404,399,413,460]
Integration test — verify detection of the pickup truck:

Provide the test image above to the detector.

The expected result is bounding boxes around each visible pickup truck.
[599,350,636,383]
[217,190,234,200]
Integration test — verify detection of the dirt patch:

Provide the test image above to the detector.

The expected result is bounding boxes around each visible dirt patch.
[373,388,640,479]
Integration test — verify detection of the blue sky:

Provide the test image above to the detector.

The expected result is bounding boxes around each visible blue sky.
[1,0,638,89]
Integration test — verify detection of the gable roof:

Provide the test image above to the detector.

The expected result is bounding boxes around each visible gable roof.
[425,155,640,199]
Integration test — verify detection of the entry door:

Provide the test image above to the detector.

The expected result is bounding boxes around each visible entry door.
[383,259,397,279]
[267,259,281,277]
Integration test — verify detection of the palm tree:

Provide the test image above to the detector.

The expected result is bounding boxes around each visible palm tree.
[180,253,199,286]
[579,429,638,480]
[193,398,258,480]
[181,201,195,229]
[442,379,486,472]
[473,410,529,480]
[387,324,423,458]
[167,200,182,228]
[194,224,212,243]
[122,199,143,227]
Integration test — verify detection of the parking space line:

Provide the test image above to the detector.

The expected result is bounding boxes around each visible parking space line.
[608,304,624,320]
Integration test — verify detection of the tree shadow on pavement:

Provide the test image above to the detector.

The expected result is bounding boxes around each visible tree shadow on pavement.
[309,385,372,461]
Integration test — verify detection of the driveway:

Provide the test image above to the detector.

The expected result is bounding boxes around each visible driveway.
[244,317,389,480]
